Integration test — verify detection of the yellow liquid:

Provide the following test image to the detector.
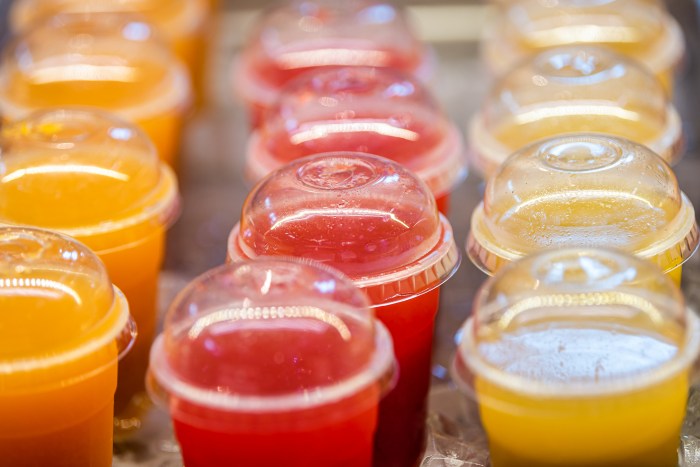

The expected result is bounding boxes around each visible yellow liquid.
[0,262,121,466]
[0,149,175,434]
[476,324,687,467]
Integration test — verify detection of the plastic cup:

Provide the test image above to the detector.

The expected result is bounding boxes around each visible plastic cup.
[227,152,460,467]
[248,66,466,214]
[467,134,698,285]
[483,0,684,94]
[8,0,209,106]
[0,227,135,467]
[0,108,180,436]
[0,13,192,169]
[232,0,434,128]
[469,46,683,179]
[147,258,395,467]
[453,247,700,467]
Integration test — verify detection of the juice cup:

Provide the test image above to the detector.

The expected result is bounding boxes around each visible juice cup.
[0,108,180,437]
[0,13,192,169]
[0,227,136,467]
[467,134,699,285]
[147,258,396,467]
[482,0,684,94]
[469,46,683,179]
[227,153,460,467]
[453,247,700,467]
[8,0,210,106]
[247,67,466,214]
[232,0,435,128]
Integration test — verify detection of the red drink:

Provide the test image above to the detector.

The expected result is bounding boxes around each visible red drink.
[148,259,395,467]
[227,153,460,467]
[246,67,466,215]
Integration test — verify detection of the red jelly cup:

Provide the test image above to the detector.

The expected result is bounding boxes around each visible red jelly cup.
[231,0,435,128]
[148,258,396,467]
[247,67,467,215]
[227,152,460,467]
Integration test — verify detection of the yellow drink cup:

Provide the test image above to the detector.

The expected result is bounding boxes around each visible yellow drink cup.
[9,0,209,106]
[0,227,135,467]
[0,13,191,170]
[482,0,684,95]
[467,134,699,285]
[469,46,683,179]
[453,248,700,467]
[0,108,180,437]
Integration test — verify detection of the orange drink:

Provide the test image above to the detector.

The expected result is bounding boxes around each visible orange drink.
[469,46,683,178]
[0,108,179,437]
[0,227,135,467]
[467,134,698,285]
[453,248,700,467]
[9,0,209,105]
[483,0,684,94]
[0,13,191,169]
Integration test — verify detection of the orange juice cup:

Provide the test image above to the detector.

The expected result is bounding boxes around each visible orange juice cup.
[469,46,683,179]
[247,67,466,215]
[0,13,192,169]
[9,0,209,105]
[0,108,180,437]
[467,134,698,286]
[483,0,684,94]
[453,247,700,467]
[232,0,435,128]
[0,227,135,467]
[227,153,460,467]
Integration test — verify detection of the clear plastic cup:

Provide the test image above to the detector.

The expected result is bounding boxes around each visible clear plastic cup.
[483,0,684,94]
[147,258,395,467]
[232,0,435,128]
[467,134,699,285]
[0,108,180,437]
[453,247,700,467]
[469,46,683,178]
[248,66,466,214]
[0,13,192,169]
[0,227,135,467]
[227,152,460,467]
[8,0,209,105]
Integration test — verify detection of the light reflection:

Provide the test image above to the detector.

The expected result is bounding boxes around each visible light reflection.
[2,164,130,183]
[187,305,352,341]
[290,121,419,145]
[269,208,410,231]
[512,104,641,126]
[0,277,82,303]
[28,64,139,84]
[527,25,643,48]
[275,48,391,70]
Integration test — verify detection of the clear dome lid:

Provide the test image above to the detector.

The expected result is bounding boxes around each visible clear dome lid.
[0,227,135,391]
[0,13,191,120]
[228,152,460,305]
[147,258,395,416]
[468,134,698,275]
[248,66,465,197]
[453,248,700,399]
[233,0,433,107]
[469,46,683,178]
[9,0,208,38]
[0,108,180,249]
[483,0,684,78]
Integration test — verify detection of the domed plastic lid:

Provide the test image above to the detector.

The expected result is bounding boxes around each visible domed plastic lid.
[469,46,683,178]
[248,67,466,197]
[228,152,460,305]
[0,13,191,121]
[0,108,180,249]
[483,0,684,78]
[0,227,135,391]
[453,248,700,400]
[467,134,698,275]
[147,258,395,417]
[233,0,433,108]
[10,0,208,38]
